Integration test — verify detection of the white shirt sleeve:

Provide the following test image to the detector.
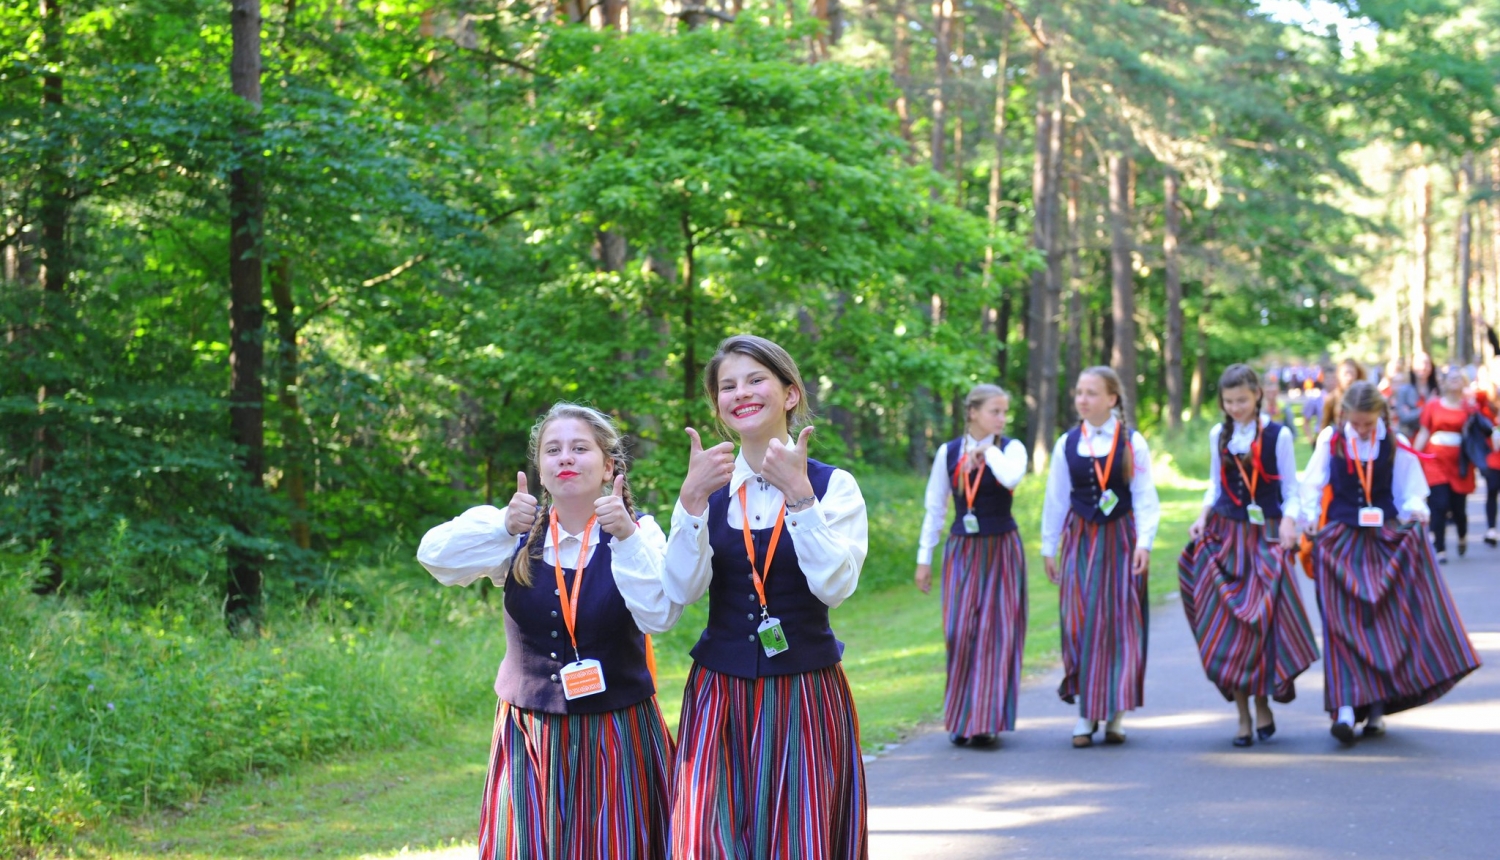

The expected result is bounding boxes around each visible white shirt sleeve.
[1392,434,1431,521]
[1290,426,1335,528]
[416,504,519,587]
[987,438,1029,489]
[1040,435,1071,557]
[1129,431,1161,550]
[663,499,714,606]
[1275,425,1299,513]
[916,446,953,566]
[784,469,868,608]
[607,515,684,634]
[1203,425,1223,510]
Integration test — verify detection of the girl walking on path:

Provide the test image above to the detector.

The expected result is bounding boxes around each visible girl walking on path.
[913,384,1028,748]
[1041,366,1161,748]
[1292,382,1481,745]
[417,403,681,860]
[1416,367,1479,562]
[1474,364,1500,547]
[663,334,869,860]
[1179,365,1319,748]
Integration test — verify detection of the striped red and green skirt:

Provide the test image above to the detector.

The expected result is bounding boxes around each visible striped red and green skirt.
[478,697,673,860]
[1056,513,1148,721]
[1312,522,1481,716]
[941,530,1028,735]
[670,663,868,860]
[1177,514,1319,703]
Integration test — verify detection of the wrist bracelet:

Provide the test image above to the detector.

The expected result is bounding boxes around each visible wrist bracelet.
[785,495,817,511]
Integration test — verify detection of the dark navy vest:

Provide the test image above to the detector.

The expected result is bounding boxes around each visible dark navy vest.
[944,437,1018,536]
[690,459,842,679]
[1211,421,1285,522]
[1065,424,1134,524]
[495,537,655,715]
[1327,431,1399,527]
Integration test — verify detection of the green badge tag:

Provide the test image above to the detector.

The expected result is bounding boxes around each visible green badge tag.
[1099,489,1119,515]
[1246,503,1266,526]
[757,617,789,657]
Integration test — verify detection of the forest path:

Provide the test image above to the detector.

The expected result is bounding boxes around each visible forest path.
[866,495,1500,860]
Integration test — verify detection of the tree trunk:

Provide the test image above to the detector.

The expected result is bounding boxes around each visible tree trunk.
[1457,153,1475,364]
[680,213,698,427]
[227,0,265,628]
[1163,169,1184,430]
[928,0,952,186]
[981,22,1009,378]
[1023,32,1054,463]
[1063,128,1083,425]
[950,11,965,206]
[1035,70,1065,459]
[1190,288,1211,416]
[1410,155,1432,358]
[38,0,68,295]
[270,260,310,550]
[1108,152,1137,425]
[893,0,913,149]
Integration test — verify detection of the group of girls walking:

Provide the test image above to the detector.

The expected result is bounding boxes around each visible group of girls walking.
[921,363,1480,755]
[418,334,867,860]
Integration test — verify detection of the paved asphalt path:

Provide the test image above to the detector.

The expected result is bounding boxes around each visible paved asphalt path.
[867,495,1500,860]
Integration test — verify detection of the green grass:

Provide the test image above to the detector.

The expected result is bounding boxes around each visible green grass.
[37,441,1210,860]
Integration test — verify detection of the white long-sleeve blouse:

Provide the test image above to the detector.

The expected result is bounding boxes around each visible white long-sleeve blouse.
[1200,417,1299,511]
[1040,416,1161,558]
[1288,420,1430,527]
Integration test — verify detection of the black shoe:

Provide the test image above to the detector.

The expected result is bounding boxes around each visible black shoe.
[1436,550,1448,564]
[1483,529,1498,547]
[970,733,998,747]
[1331,721,1356,745]
[1233,734,1254,747]
[1458,538,1467,557]
[948,732,969,746]
[1256,721,1276,741]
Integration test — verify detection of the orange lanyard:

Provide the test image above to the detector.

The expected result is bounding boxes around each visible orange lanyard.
[738,483,786,614]
[1082,420,1122,490]
[1348,429,1377,507]
[952,444,984,512]
[1222,433,1263,505]
[548,511,597,657]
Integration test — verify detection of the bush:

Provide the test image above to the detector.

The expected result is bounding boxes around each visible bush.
[0,545,501,854]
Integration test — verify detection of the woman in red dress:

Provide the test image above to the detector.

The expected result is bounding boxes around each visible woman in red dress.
[1415,368,1477,562]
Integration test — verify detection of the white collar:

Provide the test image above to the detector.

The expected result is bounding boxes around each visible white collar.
[543,516,599,549]
[1082,415,1118,437]
[964,432,996,449]
[729,439,794,496]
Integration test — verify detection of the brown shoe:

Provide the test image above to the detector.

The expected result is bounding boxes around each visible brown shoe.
[1104,730,1127,745]
[1072,733,1094,748]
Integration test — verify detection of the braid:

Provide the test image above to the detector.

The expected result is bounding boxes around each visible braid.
[1116,403,1136,482]
[508,489,550,588]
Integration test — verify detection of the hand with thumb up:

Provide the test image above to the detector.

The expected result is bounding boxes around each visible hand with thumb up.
[595,474,637,541]
[505,472,540,536]
[680,427,736,516]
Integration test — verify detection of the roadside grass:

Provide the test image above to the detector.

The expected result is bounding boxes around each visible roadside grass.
[71,438,1212,860]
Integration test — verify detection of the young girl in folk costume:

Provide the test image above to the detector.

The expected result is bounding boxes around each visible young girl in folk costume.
[664,335,869,859]
[1041,366,1161,748]
[1179,365,1319,747]
[417,403,680,859]
[913,384,1029,747]
[1416,367,1479,562]
[1292,382,1481,745]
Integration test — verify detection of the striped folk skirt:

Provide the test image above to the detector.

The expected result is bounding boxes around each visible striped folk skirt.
[1056,513,1148,721]
[670,663,868,860]
[1177,514,1319,703]
[941,530,1028,735]
[478,697,673,860]
[1312,522,1482,717]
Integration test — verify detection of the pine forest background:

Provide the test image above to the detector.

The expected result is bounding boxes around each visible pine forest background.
[3,0,1500,851]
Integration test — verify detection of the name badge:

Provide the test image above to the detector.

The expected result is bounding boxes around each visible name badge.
[558,658,607,700]
[962,513,980,534]
[757,617,790,657]
[1099,489,1120,515]
[1358,507,1384,529]
[1246,503,1266,526]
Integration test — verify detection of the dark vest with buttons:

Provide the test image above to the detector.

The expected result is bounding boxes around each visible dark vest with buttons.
[494,538,655,715]
[1327,430,1399,527]
[944,437,1018,536]
[691,459,842,679]
[1211,421,1286,522]
[1065,424,1134,524]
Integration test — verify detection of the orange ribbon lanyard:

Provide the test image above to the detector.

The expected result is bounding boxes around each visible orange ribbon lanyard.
[1347,429,1377,507]
[549,510,597,660]
[738,482,786,618]
[1083,420,1122,492]
[1223,434,1262,505]
[952,445,983,513]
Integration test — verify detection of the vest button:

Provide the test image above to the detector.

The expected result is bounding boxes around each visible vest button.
[748,634,757,642]
[553,589,560,596]
[550,674,559,682]
[550,610,558,617]
[551,630,559,639]
[750,594,757,601]
[747,613,756,621]
[550,652,558,659]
